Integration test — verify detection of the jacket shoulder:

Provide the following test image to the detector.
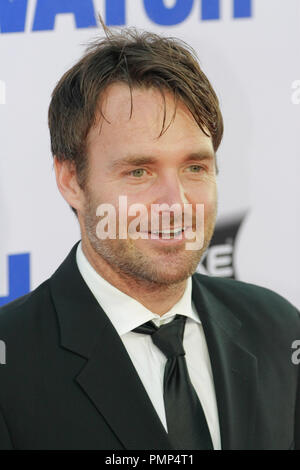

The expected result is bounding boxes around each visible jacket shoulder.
[193,272,300,326]
[0,280,52,333]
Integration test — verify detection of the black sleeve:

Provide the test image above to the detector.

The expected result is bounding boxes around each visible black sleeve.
[295,367,300,450]
[294,307,300,450]
[0,407,13,450]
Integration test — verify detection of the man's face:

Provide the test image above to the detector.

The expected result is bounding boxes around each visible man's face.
[78,83,218,286]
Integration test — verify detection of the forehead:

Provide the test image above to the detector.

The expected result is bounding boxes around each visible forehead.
[87,83,213,157]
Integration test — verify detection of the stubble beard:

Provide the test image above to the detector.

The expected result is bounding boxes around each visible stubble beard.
[83,192,217,288]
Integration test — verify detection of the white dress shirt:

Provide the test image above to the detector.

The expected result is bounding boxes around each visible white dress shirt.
[76,241,221,449]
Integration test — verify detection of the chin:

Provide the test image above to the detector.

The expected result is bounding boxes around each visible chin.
[141,264,196,285]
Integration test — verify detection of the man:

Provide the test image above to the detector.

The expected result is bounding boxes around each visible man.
[0,27,299,450]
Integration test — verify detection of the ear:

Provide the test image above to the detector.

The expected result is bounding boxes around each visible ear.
[53,157,84,213]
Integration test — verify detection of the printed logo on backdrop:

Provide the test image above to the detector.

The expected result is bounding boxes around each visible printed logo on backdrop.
[0,0,253,33]
[197,212,246,278]
[0,253,30,307]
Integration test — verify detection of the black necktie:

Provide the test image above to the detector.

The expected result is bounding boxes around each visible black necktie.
[133,314,214,450]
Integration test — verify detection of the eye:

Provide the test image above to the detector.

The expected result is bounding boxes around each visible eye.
[186,165,204,173]
[129,168,147,178]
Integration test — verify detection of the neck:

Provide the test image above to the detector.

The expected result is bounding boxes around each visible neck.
[80,239,187,316]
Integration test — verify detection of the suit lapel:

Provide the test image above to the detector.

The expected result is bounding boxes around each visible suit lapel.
[192,274,258,450]
[49,241,172,450]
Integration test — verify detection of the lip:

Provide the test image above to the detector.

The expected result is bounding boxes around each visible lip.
[147,225,192,233]
[137,227,195,244]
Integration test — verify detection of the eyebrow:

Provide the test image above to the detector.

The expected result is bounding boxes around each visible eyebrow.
[110,151,215,171]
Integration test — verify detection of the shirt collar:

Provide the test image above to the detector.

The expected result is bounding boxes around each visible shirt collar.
[76,241,201,336]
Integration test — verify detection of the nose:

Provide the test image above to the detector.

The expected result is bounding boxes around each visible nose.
[150,170,190,226]
[153,170,189,206]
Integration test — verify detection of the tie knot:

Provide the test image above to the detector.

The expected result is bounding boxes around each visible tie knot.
[133,314,186,359]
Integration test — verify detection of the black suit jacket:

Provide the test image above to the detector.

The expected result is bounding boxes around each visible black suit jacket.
[0,241,299,450]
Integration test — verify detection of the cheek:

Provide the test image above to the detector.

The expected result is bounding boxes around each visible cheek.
[205,184,217,207]
[190,184,217,224]
[190,181,217,205]
[89,180,120,207]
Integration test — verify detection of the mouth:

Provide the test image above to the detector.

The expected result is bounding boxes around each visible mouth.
[126,225,196,243]
[143,226,195,242]
[148,227,185,238]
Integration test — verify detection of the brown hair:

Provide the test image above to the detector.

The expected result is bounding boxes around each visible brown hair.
[48,26,223,216]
